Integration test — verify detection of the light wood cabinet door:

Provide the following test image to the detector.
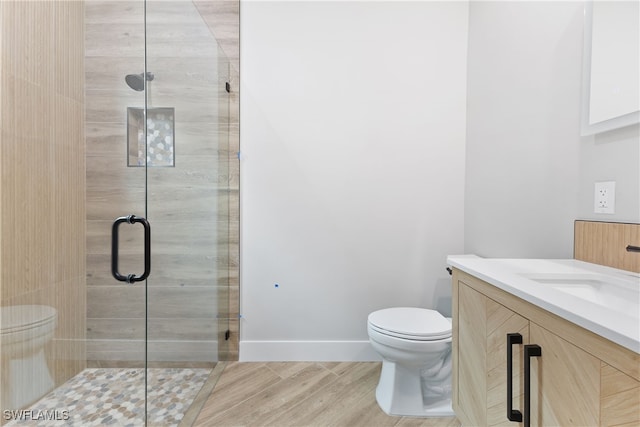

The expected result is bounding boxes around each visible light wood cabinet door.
[601,363,640,426]
[456,282,487,425]
[529,323,600,426]
[486,299,529,426]
[456,281,531,427]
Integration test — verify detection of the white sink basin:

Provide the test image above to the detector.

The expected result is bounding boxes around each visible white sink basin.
[520,273,640,315]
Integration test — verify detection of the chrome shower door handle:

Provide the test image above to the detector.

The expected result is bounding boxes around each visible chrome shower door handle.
[111,215,151,283]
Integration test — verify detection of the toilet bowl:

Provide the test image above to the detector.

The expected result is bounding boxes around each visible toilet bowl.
[1,305,57,410]
[368,307,454,417]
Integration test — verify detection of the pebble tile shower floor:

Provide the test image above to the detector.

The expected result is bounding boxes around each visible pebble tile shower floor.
[6,368,210,426]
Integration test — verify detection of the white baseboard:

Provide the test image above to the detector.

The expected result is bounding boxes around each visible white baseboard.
[239,340,381,362]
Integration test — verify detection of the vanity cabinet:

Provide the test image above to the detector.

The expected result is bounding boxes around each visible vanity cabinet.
[452,270,640,427]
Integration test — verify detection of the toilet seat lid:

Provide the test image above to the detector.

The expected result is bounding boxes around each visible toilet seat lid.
[0,305,57,333]
[368,307,451,340]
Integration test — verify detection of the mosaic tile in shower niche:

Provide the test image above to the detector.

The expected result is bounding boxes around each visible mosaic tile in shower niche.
[127,107,175,167]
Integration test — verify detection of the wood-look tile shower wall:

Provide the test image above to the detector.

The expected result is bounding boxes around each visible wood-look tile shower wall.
[85,0,239,363]
[0,0,86,393]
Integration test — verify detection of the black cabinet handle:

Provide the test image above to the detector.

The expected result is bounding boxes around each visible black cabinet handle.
[111,215,151,284]
[507,333,523,422]
[523,344,542,427]
[626,245,640,253]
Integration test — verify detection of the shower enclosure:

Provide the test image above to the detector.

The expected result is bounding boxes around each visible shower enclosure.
[0,0,239,425]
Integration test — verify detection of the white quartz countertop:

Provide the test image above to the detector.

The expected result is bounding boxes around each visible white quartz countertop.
[447,255,640,354]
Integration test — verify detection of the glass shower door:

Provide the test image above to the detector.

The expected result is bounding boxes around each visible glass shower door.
[85,0,149,424]
[90,0,235,424]
[0,0,150,424]
[142,1,235,425]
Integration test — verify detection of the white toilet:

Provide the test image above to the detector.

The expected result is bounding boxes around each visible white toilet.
[368,307,454,417]
[1,305,57,409]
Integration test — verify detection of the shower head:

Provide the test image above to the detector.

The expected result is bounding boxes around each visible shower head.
[125,72,154,91]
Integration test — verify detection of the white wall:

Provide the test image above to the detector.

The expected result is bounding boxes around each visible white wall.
[465,1,640,258]
[240,1,469,361]
[578,124,640,223]
[464,1,585,258]
[240,0,639,362]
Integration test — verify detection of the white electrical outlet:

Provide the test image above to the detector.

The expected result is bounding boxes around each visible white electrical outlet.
[594,181,616,214]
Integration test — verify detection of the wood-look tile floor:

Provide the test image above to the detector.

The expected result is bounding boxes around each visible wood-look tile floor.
[193,362,461,427]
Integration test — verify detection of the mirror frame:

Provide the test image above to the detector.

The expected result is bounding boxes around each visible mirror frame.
[580,1,640,136]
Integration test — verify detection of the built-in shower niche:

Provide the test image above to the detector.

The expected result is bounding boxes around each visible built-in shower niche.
[127,107,175,167]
